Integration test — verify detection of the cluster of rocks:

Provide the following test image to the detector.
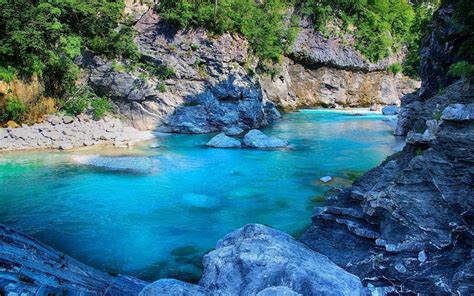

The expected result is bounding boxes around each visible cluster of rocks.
[206,129,288,149]
[0,115,153,151]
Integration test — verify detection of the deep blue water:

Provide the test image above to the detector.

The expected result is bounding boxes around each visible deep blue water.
[0,109,402,282]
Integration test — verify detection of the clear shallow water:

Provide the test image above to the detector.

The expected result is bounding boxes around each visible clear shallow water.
[0,110,402,282]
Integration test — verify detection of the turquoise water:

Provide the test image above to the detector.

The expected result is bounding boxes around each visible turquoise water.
[0,110,402,282]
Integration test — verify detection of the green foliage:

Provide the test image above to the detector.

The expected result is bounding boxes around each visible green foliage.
[447,61,474,78]
[388,62,402,75]
[298,0,432,65]
[158,0,297,61]
[62,92,90,116]
[158,81,167,93]
[0,66,16,82]
[0,0,138,98]
[5,96,27,121]
[91,97,113,119]
[433,110,442,120]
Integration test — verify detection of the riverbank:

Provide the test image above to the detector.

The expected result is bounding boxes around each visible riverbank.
[0,114,154,151]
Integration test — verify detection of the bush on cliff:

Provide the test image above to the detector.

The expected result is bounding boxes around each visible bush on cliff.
[158,0,298,61]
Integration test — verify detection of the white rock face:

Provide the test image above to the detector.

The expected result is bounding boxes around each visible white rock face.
[243,129,288,148]
[206,133,241,148]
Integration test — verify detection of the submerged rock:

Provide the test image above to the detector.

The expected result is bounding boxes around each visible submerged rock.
[181,193,220,209]
[243,129,288,148]
[206,133,241,148]
[71,155,154,174]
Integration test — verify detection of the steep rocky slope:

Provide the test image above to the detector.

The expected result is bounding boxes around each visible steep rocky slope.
[301,2,474,294]
[84,3,418,131]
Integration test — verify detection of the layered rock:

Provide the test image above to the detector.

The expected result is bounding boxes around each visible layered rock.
[260,16,419,111]
[0,224,147,295]
[0,115,153,151]
[300,1,474,293]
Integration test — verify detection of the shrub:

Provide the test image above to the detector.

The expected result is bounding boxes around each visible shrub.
[5,96,27,121]
[91,97,113,119]
[447,61,474,78]
[158,81,167,93]
[388,62,402,75]
[62,94,90,116]
[0,66,17,83]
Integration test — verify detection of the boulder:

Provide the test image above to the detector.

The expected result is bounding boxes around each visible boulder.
[206,133,241,148]
[382,105,400,115]
[243,129,288,148]
[199,224,363,295]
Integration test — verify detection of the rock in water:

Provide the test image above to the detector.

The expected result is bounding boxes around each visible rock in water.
[243,129,288,148]
[71,155,154,174]
[206,133,241,148]
[320,176,333,183]
[382,105,400,115]
[181,193,220,209]
[200,224,363,295]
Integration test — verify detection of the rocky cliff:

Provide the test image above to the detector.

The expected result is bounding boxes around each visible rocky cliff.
[84,4,418,131]
[300,2,474,294]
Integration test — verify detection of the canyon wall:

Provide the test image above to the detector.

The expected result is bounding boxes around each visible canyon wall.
[84,5,418,131]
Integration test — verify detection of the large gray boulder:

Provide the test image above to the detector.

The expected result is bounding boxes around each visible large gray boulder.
[206,133,241,148]
[243,129,288,148]
[199,224,363,295]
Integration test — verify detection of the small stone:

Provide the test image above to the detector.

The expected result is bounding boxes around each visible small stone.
[319,176,332,183]
[62,116,74,124]
[149,143,161,148]
[418,250,427,263]
[395,263,407,273]
[6,120,19,128]
[58,142,73,150]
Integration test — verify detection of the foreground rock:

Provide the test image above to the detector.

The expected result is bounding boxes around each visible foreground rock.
[0,115,154,151]
[206,133,241,148]
[243,129,288,148]
[140,224,363,295]
[0,224,147,295]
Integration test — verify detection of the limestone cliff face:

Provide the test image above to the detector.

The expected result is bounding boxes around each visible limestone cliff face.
[261,17,419,111]
[261,57,417,111]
